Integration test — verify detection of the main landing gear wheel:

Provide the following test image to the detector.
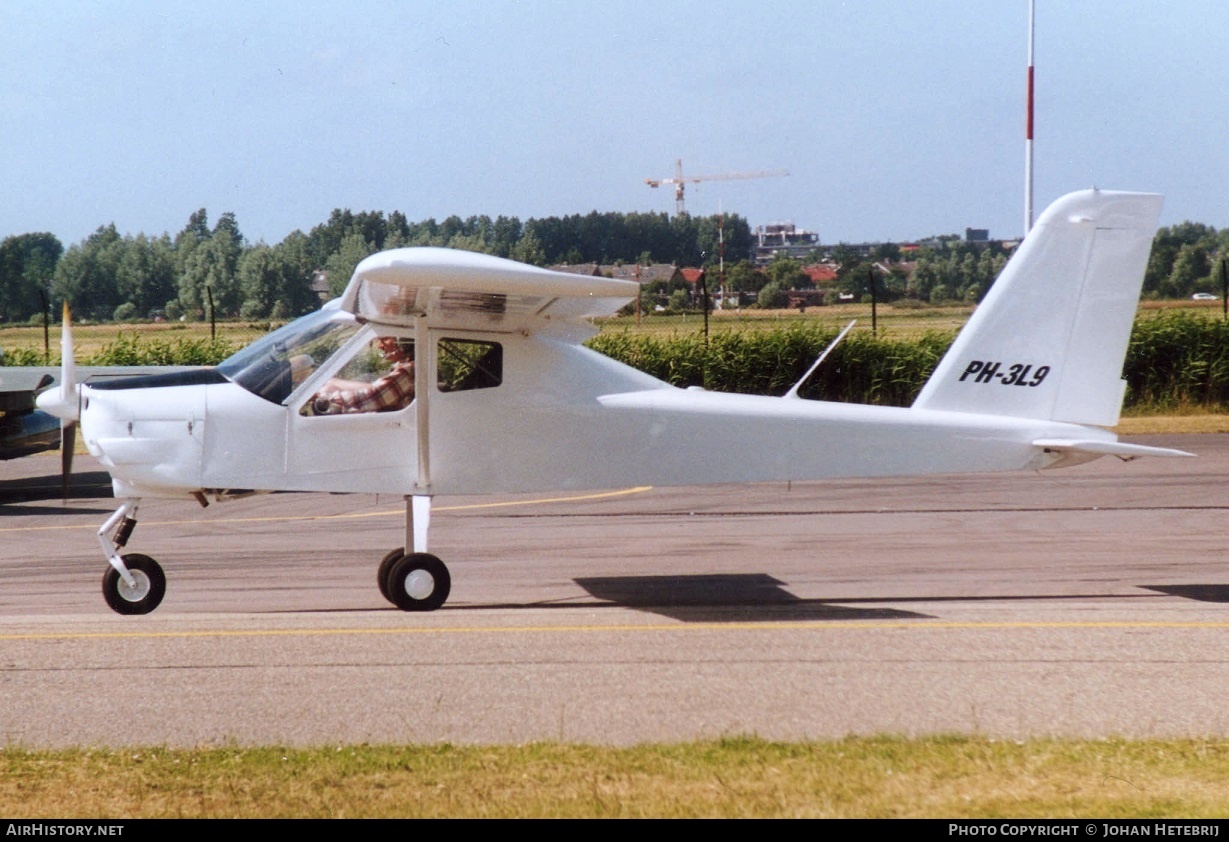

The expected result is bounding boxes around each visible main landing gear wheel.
[102,553,166,615]
[386,552,450,612]
[377,547,405,603]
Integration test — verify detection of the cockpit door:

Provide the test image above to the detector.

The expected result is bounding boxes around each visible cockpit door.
[283,332,418,493]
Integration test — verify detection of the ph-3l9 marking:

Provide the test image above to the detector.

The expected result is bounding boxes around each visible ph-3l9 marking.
[958,360,1051,387]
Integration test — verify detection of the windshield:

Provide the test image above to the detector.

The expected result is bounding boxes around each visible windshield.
[217,308,361,404]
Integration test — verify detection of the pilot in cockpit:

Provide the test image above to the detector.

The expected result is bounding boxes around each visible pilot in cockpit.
[309,336,415,415]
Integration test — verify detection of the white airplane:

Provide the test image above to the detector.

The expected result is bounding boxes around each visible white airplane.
[37,188,1192,615]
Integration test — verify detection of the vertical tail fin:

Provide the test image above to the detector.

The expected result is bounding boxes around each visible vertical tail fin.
[912,189,1162,427]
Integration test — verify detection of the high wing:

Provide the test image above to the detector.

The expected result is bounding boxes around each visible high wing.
[338,247,639,335]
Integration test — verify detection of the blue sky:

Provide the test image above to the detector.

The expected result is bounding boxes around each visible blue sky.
[2,0,1225,249]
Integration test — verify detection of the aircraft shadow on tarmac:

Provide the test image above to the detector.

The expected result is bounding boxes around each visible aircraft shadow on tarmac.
[0,469,114,513]
[1142,584,1229,602]
[564,574,1229,622]
[573,573,933,622]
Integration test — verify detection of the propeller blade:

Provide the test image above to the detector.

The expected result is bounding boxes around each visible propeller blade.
[60,300,76,395]
[61,420,77,501]
[36,300,80,422]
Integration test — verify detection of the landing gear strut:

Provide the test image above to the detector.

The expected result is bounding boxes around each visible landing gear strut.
[97,500,165,615]
[376,494,451,611]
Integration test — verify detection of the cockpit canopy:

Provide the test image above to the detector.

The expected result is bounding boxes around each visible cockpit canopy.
[217,308,360,404]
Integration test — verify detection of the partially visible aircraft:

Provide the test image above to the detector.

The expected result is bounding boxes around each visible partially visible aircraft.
[37,188,1192,615]
[0,368,60,460]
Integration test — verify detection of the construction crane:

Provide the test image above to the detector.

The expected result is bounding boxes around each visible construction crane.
[644,159,788,215]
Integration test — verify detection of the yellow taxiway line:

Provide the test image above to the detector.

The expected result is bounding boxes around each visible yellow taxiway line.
[0,486,654,534]
[4,619,1229,642]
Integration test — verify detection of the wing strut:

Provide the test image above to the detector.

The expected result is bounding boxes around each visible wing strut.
[413,312,432,493]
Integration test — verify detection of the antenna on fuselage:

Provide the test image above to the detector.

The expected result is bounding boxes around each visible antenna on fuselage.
[784,320,857,400]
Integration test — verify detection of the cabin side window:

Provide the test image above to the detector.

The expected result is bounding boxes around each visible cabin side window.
[438,339,502,393]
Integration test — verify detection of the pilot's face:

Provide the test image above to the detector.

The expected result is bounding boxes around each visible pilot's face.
[377,337,410,362]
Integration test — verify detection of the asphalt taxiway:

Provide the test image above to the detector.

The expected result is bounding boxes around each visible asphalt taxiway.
[1,435,1227,746]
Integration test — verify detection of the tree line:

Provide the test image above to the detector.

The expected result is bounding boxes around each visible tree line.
[0,209,753,324]
[716,221,1227,309]
[0,208,1223,324]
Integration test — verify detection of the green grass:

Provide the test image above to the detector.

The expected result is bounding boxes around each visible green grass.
[0,320,268,364]
[600,300,978,337]
[3,737,1229,818]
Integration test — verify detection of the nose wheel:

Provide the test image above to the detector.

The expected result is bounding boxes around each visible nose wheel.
[102,553,166,615]
[97,500,169,615]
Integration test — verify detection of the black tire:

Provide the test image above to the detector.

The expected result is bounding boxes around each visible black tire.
[102,553,166,615]
[377,547,405,603]
[386,552,450,612]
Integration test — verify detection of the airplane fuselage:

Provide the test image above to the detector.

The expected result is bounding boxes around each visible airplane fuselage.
[79,328,1100,501]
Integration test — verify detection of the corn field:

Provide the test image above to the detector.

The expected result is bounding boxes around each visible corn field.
[4,305,1229,412]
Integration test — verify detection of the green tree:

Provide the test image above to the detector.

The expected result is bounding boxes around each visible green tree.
[446,233,494,254]
[723,260,766,294]
[237,245,285,319]
[52,224,124,319]
[757,281,787,309]
[510,228,546,266]
[490,215,523,258]
[173,208,210,278]
[179,232,242,318]
[323,233,376,297]
[0,232,62,322]
[272,231,323,315]
[908,260,940,300]
[1145,222,1217,297]
[116,233,176,318]
[1206,256,1229,298]
[1163,243,1211,298]
[765,256,807,290]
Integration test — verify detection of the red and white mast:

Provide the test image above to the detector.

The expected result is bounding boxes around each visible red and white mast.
[1024,0,1036,235]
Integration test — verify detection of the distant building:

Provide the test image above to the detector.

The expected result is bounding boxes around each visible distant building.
[311,270,331,302]
[679,267,705,288]
[785,289,826,309]
[802,264,838,286]
[547,262,602,276]
[549,262,684,286]
[602,263,683,286]
[753,222,819,265]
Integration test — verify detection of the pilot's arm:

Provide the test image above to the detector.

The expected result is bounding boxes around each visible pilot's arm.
[311,361,415,414]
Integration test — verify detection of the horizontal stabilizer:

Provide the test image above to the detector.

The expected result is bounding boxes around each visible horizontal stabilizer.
[1033,437,1194,467]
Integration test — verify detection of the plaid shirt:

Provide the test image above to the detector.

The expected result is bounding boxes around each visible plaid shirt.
[320,361,415,414]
